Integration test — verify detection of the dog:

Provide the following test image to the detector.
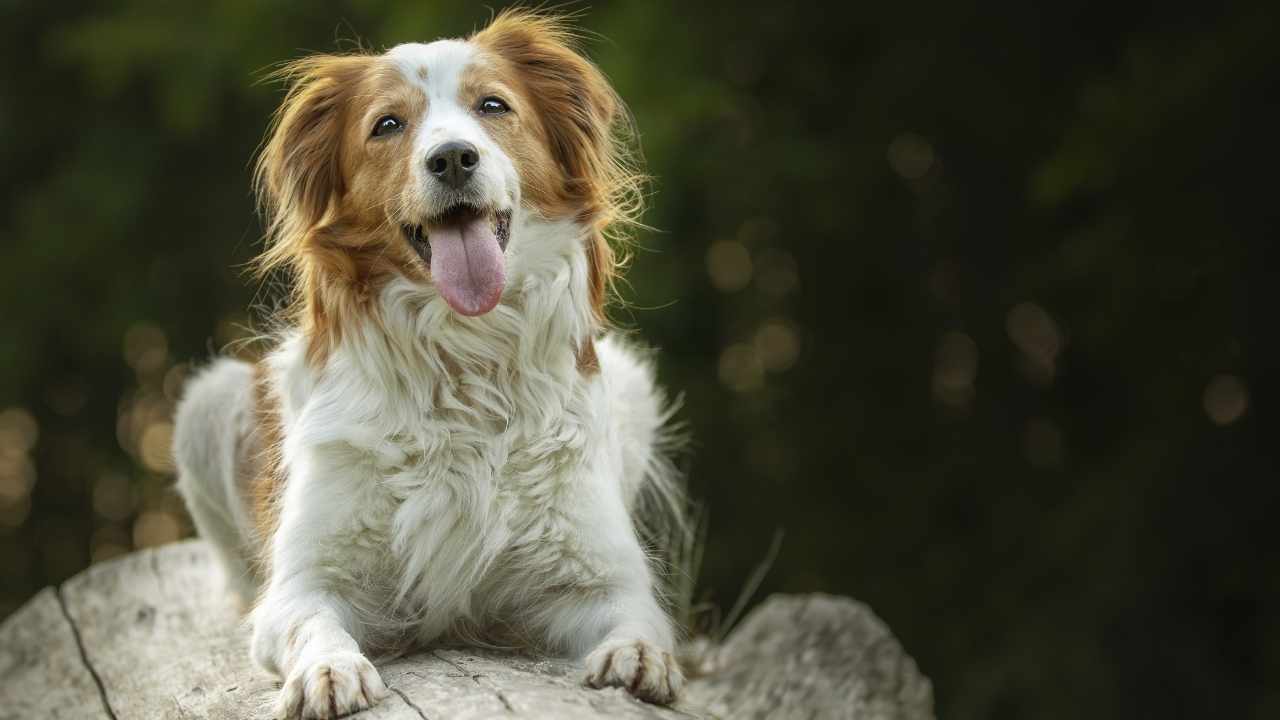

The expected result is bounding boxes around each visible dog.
[173,10,688,718]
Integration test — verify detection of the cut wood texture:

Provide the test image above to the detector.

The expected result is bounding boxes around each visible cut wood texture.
[0,541,934,719]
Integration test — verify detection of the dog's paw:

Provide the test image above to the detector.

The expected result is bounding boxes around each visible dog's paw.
[275,651,388,719]
[584,638,684,705]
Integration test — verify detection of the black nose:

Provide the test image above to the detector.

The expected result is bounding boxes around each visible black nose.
[426,141,479,189]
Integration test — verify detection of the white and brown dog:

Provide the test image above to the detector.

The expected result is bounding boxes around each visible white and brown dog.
[174,10,687,718]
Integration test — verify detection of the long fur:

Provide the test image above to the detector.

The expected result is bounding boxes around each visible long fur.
[174,10,689,718]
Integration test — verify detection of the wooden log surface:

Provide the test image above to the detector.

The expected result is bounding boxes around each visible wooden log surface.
[0,541,934,720]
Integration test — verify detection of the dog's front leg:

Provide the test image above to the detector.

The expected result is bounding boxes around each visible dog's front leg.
[252,582,388,720]
[249,460,390,719]
[579,585,685,704]
[538,494,685,704]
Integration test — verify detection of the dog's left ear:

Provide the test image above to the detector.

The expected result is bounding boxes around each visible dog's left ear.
[474,10,640,321]
[254,55,368,277]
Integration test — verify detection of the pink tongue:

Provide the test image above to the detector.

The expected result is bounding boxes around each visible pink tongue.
[427,216,506,316]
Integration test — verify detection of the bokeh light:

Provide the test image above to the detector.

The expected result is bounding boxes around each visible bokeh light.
[1006,302,1063,386]
[133,510,182,549]
[888,133,936,181]
[706,240,753,293]
[92,472,135,522]
[123,323,169,375]
[0,408,38,530]
[1203,374,1249,426]
[754,320,801,373]
[933,331,979,411]
[718,342,765,392]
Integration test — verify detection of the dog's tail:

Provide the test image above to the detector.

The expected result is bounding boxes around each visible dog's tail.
[173,357,262,606]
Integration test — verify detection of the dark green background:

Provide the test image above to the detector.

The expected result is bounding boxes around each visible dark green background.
[2,2,1277,718]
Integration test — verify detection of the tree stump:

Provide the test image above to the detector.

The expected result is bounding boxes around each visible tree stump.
[0,541,934,719]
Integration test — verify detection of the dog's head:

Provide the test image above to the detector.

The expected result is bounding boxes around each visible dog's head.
[254,11,637,356]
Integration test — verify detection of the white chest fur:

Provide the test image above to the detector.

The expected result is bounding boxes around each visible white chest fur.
[262,219,618,648]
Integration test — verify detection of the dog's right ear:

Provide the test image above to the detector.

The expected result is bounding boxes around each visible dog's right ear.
[254,55,367,276]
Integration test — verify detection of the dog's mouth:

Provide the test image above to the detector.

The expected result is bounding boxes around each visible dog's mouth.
[400,205,511,263]
[401,206,511,316]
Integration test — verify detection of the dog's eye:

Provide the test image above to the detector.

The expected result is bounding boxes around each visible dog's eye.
[477,97,509,116]
[372,115,403,137]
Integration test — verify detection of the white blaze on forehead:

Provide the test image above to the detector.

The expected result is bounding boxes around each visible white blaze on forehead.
[386,38,521,223]
[387,40,475,105]
[386,40,483,148]
[384,40,499,183]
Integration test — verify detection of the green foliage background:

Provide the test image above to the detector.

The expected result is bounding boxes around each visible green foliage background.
[2,1,1278,717]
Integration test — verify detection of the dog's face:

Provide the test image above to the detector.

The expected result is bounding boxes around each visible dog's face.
[255,12,634,351]
[357,40,532,317]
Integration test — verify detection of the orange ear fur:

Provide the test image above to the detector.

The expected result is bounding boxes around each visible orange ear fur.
[474,9,646,322]
[252,55,374,362]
